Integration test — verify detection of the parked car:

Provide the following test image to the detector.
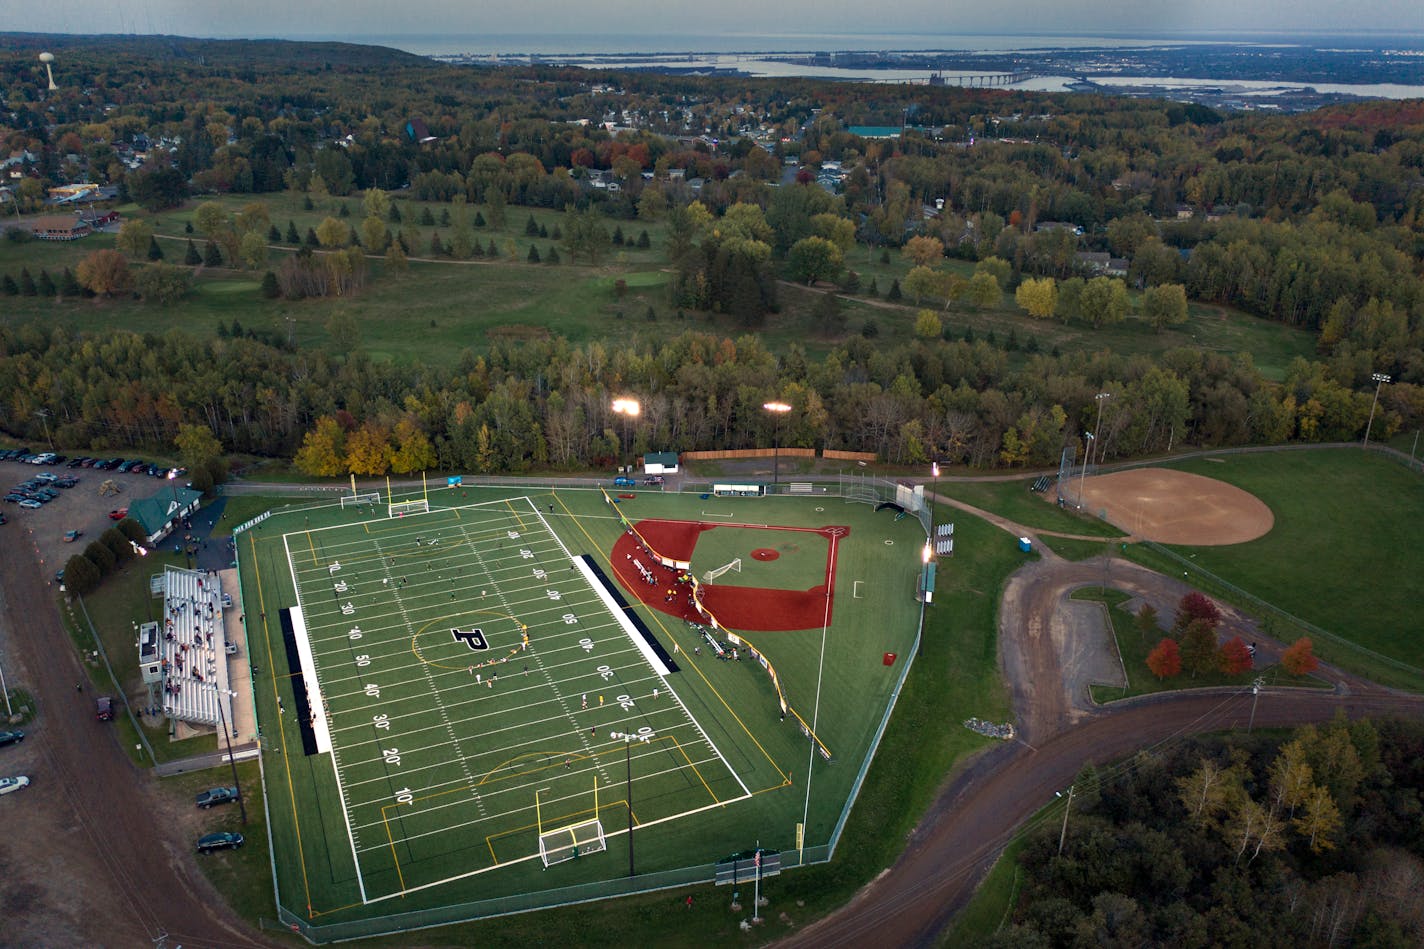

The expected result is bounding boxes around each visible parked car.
[196,787,240,809]
[55,477,78,488]
[34,472,58,484]
[95,696,113,721]
[54,568,64,584]
[642,475,665,485]
[0,776,30,795]
[0,730,23,748]
[63,529,84,543]
[196,831,244,854]
[30,452,57,465]
[66,457,86,468]
[108,508,129,521]
[17,499,42,509]
[613,476,637,487]
[3,495,24,504]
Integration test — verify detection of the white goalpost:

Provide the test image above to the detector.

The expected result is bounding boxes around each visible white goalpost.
[341,491,381,509]
[538,818,607,868]
[387,498,430,518]
[702,557,742,583]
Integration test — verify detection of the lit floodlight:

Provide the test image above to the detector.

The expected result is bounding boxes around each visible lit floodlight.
[611,398,640,417]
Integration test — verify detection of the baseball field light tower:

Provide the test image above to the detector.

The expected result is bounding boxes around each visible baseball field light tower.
[763,401,792,487]
[611,398,640,471]
[610,728,652,877]
[1363,372,1391,448]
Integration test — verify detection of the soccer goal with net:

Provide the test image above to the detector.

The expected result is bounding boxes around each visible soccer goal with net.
[538,819,607,868]
[341,491,382,509]
[387,499,430,518]
[702,558,741,583]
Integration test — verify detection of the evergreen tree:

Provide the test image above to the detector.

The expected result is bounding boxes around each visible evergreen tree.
[646,305,657,321]
[37,269,56,296]
[347,225,361,247]
[861,319,880,338]
[60,267,80,297]
[440,208,451,226]
[302,194,314,211]
[304,227,320,249]
[1,274,16,295]
[429,232,445,257]
[539,224,549,238]
[20,267,36,295]
[286,220,300,243]
[268,224,282,243]
[487,239,498,257]
[879,248,890,264]
[470,238,484,258]
[474,210,486,228]
[147,235,164,261]
[964,327,975,343]
[184,239,201,265]
[388,203,402,224]
[260,271,280,299]
[551,224,562,240]
[842,270,861,293]
[637,229,650,248]
[612,225,625,246]
[338,202,350,218]
[867,277,879,296]
[525,214,539,236]
[184,221,194,234]
[887,278,902,301]
[419,206,435,226]
[528,244,541,263]
[204,241,223,267]
[546,246,560,264]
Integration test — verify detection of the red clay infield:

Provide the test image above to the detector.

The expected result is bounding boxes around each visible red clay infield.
[751,548,780,562]
[610,519,847,631]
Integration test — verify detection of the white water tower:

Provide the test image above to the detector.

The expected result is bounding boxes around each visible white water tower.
[39,52,58,91]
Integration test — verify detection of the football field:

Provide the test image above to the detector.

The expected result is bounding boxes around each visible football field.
[282,498,749,903]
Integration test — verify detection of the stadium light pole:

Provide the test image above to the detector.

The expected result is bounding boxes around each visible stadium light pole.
[929,461,940,532]
[213,686,247,825]
[1077,433,1093,510]
[1363,373,1391,448]
[610,729,651,878]
[611,398,640,472]
[1090,392,1111,467]
[763,401,792,487]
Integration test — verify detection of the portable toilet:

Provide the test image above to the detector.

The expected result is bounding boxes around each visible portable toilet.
[1018,536,1032,553]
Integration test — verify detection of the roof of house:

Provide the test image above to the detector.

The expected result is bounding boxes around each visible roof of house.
[128,486,203,539]
[847,126,903,139]
[28,215,90,232]
[643,451,679,466]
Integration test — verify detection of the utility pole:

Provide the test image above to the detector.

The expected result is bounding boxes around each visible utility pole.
[1363,373,1391,448]
[1057,785,1075,856]
[1247,677,1265,734]
[35,408,54,451]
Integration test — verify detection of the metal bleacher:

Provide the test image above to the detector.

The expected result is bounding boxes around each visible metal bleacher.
[158,566,233,730]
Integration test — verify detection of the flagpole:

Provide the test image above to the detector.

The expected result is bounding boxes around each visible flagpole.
[422,470,428,504]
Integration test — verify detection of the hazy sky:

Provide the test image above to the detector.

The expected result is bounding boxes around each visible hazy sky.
[14,0,1424,44]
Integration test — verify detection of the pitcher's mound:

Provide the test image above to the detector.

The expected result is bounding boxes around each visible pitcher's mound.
[1078,468,1273,545]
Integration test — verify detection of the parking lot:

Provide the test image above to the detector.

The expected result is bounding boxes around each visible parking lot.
[0,450,189,580]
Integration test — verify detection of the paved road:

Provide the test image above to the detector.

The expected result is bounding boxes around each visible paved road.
[0,545,270,948]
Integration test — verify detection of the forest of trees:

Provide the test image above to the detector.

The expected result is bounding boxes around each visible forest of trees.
[2,37,1423,468]
[978,717,1424,948]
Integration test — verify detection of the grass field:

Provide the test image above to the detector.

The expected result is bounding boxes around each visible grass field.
[237,484,929,932]
[939,479,1125,539]
[1139,450,1424,673]
[0,192,1316,375]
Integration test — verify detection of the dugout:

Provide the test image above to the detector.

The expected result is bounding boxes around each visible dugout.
[712,483,765,497]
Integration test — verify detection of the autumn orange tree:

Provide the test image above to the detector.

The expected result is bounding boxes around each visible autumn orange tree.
[1147,637,1182,679]
[1281,637,1320,676]
[1174,591,1222,634]
[1179,619,1220,677]
[76,248,134,297]
[1218,636,1254,676]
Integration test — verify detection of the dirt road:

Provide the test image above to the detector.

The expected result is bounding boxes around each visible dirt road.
[778,499,1424,949]
[0,544,270,948]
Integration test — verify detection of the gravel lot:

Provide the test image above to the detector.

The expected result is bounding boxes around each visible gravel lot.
[0,455,188,579]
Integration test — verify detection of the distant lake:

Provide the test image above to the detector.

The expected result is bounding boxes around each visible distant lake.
[304,31,1424,57]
